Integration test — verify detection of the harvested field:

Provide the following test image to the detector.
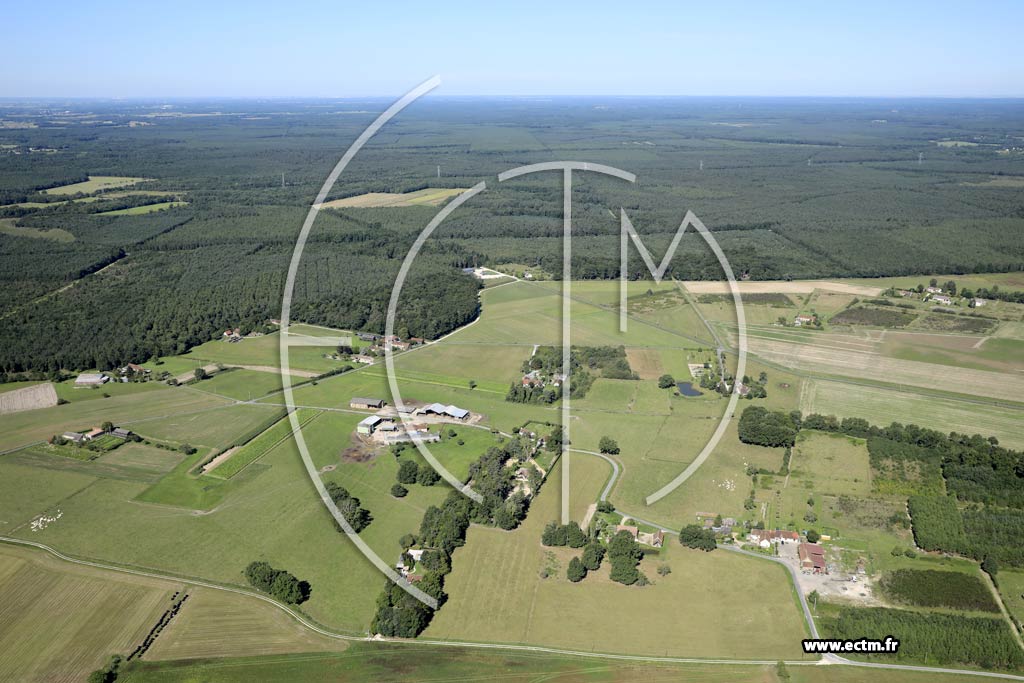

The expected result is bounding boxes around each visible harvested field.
[751,337,1024,402]
[0,543,176,683]
[0,382,57,414]
[681,280,883,296]
[142,586,346,660]
[624,348,664,379]
[317,187,467,209]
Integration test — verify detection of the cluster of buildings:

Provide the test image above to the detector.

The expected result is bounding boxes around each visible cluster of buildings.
[60,425,132,446]
[520,369,565,388]
[615,523,666,548]
[351,397,471,443]
[793,314,818,327]
[897,287,987,308]
[222,327,243,342]
[74,364,152,387]
[355,333,424,354]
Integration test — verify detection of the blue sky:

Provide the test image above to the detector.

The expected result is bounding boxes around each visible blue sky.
[5,1,1022,98]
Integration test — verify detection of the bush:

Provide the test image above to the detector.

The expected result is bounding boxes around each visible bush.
[567,556,587,582]
[391,484,408,498]
[416,465,441,486]
[806,529,820,543]
[397,459,419,484]
[657,374,675,389]
[598,436,620,455]
[679,524,717,551]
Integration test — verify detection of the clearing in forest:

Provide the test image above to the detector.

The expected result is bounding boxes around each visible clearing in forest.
[317,187,467,208]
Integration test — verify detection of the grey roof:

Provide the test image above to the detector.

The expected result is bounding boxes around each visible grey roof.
[358,415,382,426]
[351,397,384,406]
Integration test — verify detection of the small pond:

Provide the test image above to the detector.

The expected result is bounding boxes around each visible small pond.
[677,381,703,397]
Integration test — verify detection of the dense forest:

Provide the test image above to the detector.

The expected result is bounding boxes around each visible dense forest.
[0,98,1022,371]
[825,606,1024,669]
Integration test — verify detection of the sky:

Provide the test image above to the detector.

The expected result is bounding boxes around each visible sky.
[4,0,1023,98]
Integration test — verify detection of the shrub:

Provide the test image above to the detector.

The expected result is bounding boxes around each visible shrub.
[391,484,408,498]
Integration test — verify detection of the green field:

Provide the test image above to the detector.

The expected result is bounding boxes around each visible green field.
[0,386,231,453]
[0,217,75,242]
[205,409,319,480]
[194,368,286,401]
[425,455,811,659]
[801,379,1024,449]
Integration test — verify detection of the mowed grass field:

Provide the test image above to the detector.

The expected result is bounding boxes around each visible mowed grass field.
[4,402,458,635]
[791,431,872,497]
[425,456,811,659]
[801,379,1024,449]
[0,543,176,683]
[178,332,341,375]
[0,385,232,452]
[319,187,468,208]
[42,175,151,195]
[142,586,346,660]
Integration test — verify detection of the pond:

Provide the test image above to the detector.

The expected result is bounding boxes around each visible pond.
[676,381,703,397]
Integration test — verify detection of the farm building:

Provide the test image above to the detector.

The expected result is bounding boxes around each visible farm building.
[798,543,827,574]
[352,355,375,364]
[925,286,943,294]
[418,403,470,420]
[350,397,386,410]
[749,529,799,544]
[931,294,953,305]
[61,431,86,445]
[357,415,382,435]
[357,332,378,342]
[971,298,987,307]
[112,428,132,439]
[793,314,814,326]
[74,373,108,387]
[84,427,105,440]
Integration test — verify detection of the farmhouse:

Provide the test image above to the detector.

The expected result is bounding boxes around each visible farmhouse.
[350,397,386,410]
[84,427,105,440]
[751,529,800,544]
[793,314,815,326]
[352,354,375,364]
[798,542,827,574]
[357,415,382,435]
[925,286,943,294]
[931,294,953,305]
[74,373,108,387]
[120,363,149,375]
[418,403,470,421]
[638,529,665,547]
[615,524,639,539]
[971,298,987,307]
